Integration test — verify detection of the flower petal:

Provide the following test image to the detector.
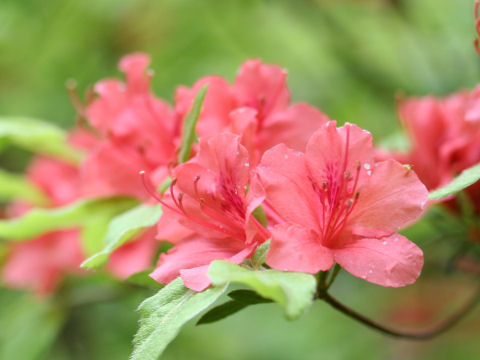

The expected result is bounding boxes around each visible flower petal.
[233,59,289,117]
[260,103,328,153]
[333,234,423,287]
[306,122,374,186]
[267,223,334,273]
[257,144,320,230]
[150,236,253,291]
[348,159,428,237]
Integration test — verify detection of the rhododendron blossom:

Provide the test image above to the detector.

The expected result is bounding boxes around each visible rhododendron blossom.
[150,132,269,291]
[2,156,157,295]
[256,122,428,287]
[175,59,328,164]
[394,89,480,213]
[82,53,178,198]
[2,157,83,294]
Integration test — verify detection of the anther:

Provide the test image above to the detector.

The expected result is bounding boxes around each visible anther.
[356,161,361,171]
[322,181,328,190]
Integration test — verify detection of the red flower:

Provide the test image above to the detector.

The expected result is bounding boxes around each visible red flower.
[175,59,328,164]
[82,53,178,198]
[150,133,269,291]
[256,122,428,287]
[395,89,480,213]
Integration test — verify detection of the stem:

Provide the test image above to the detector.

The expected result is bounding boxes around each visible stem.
[325,264,341,290]
[320,284,480,340]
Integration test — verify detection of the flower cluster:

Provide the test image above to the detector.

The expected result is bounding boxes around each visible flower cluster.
[391,88,480,214]
[1,54,430,296]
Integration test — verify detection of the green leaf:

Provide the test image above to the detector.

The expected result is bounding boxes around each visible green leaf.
[197,289,272,325]
[250,239,270,269]
[131,278,227,360]
[227,289,272,304]
[178,84,208,163]
[0,197,138,240]
[208,261,316,320]
[196,300,247,325]
[0,169,49,205]
[125,269,164,290]
[0,116,84,164]
[428,163,480,200]
[81,203,162,269]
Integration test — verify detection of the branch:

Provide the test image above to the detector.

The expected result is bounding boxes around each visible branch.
[320,284,480,340]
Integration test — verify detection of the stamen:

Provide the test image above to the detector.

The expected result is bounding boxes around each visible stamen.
[140,171,238,238]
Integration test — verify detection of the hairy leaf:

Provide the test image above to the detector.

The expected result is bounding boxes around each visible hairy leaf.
[208,261,316,320]
[131,278,227,360]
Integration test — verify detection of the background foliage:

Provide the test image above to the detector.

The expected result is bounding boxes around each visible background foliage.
[1,0,479,359]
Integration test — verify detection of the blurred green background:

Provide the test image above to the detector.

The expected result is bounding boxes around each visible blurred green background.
[1,0,479,359]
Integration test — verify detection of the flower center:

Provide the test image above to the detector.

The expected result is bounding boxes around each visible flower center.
[310,125,361,247]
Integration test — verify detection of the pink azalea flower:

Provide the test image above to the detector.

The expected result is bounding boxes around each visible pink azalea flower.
[2,230,84,295]
[2,157,84,295]
[256,122,428,287]
[82,53,178,198]
[175,59,328,164]
[395,89,480,213]
[150,133,269,291]
[2,156,157,295]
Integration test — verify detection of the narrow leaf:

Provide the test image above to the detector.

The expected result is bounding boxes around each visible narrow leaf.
[196,300,247,325]
[81,204,162,269]
[131,278,227,360]
[208,261,316,320]
[0,117,84,164]
[250,239,270,268]
[0,197,138,240]
[0,169,48,205]
[429,163,480,200]
[178,84,208,163]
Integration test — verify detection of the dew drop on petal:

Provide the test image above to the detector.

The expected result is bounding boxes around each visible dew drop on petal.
[367,170,372,176]
[363,163,371,170]
[382,241,387,245]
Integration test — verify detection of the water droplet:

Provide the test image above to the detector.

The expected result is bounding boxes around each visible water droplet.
[368,269,373,274]
[361,274,367,279]
[367,170,372,176]
[420,201,426,210]
[363,163,371,170]
[244,162,250,167]
[382,241,387,245]
[394,237,399,242]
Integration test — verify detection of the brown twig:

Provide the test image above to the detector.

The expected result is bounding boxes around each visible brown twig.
[319,284,480,340]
